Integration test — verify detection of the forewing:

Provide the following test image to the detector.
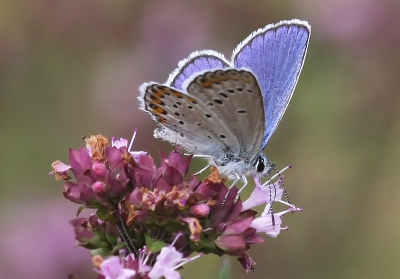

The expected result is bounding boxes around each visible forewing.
[166,50,231,90]
[185,69,265,160]
[232,19,310,149]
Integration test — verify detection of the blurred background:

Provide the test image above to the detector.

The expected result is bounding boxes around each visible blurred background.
[1,0,400,278]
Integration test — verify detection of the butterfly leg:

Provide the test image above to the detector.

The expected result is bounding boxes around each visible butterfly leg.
[236,175,248,194]
[228,173,241,190]
[185,154,213,159]
[180,154,213,176]
[193,164,211,176]
[234,175,248,202]
[221,174,241,207]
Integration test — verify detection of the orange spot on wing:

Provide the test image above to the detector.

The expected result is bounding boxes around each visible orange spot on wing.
[230,71,240,81]
[243,73,254,84]
[152,98,164,105]
[217,71,229,81]
[200,79,212,88]
[154,87,172,97]
[209,75,221,84]
[153,106,167,115]
[154,91,164,98]
[171,90,184,99]
[186,96,197,104]
[161,88,171,95]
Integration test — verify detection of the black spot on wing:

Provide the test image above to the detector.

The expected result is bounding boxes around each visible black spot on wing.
[214,99,223,105]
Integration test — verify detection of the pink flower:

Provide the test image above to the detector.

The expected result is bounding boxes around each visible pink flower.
[250,212,284,238]
[251,199,302,238]
[111,138,129,149]
[98,256,137,279]
[241,175,284,211]
[148,235,202,279]
[189,204,210,217]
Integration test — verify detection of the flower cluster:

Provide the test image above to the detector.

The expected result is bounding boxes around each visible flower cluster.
[50,132,301,278]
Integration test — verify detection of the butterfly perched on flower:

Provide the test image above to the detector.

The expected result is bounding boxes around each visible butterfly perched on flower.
[139,19,310,188]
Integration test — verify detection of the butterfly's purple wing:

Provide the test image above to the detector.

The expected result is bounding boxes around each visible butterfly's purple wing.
[232,19,311,150]
[166,50,232,90]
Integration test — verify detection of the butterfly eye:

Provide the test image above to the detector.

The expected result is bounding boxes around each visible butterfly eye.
[255,156,265,173]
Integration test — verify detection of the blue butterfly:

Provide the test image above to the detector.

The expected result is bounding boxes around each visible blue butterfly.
[139,19,310,189]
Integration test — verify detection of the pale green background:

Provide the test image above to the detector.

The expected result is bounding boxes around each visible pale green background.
[1,0,400,278]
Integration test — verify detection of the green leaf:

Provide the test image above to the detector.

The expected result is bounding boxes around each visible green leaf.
[144,233,152,246]
[195,237,216,254]
[111,242,127,254]
[96,207,111,221]
[105,223,119,244]
[144,233,167,253]
[94,241,111,249]
[91,247,112,257]
[164,219,186,232]
[80,234,101,246]
[76,205,86,216]
[148,240,167,253]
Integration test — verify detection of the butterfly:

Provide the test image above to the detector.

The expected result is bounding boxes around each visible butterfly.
[139,19,310,189]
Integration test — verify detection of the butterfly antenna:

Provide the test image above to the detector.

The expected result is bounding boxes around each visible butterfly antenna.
[266,174,276,228]
[274,164,291,204]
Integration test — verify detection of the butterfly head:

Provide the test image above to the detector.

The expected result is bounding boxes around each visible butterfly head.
[254,154,275,177]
